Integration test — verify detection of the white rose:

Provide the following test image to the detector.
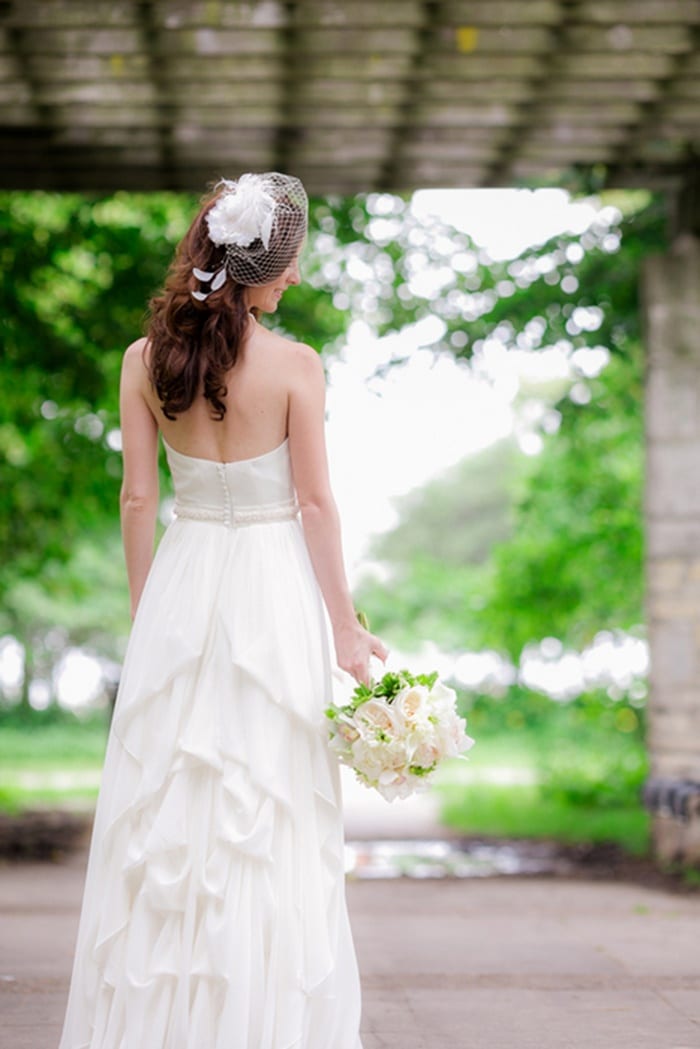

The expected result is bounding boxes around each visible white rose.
[427,680,458,718]
[380,739,411,771]
[378,774,415,802]
[453,719,475,755]
[435,712,474,757]
[394,685,432,725]
[410,740,440,770]
[328,732,353,761]
[336,718,360,744]
[355,698,402,738]
[352,735,410,789]
[350,738,385,780]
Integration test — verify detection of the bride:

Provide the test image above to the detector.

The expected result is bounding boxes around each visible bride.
[58,172,387,1049]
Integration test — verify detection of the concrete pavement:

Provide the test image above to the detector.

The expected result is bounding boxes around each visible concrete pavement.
[1,844,699,1049]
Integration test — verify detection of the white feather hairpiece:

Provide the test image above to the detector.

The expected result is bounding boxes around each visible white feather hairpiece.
[192,174,278,300]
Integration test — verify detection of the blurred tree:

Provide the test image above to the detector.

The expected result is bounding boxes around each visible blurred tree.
[0,191,352,602]
[479,342,645,658]
[353,191,665,657]
[328,188,665,367]
[0,193,189,597]
[0,528,132,710]
[460,195,661,656]
[355,437,525,649]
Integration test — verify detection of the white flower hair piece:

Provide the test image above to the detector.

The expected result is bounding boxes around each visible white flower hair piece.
[206,174,276,250]
[191,171,307,302]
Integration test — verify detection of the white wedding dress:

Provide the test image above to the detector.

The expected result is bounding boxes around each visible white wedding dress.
[58,436,363,1049]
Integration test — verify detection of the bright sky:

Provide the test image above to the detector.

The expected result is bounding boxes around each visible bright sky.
[326,187,602,579]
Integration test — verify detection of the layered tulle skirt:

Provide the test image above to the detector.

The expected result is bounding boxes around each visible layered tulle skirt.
[58,515,363,1049]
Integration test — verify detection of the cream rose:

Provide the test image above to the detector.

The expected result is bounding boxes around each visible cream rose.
[394,685,431,724]
[356,698,403,736]
[336,719,360,744]
[427,680,458,717]
[410,740,440,769]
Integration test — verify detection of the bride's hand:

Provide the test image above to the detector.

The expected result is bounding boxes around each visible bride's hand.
[333,620,389,686]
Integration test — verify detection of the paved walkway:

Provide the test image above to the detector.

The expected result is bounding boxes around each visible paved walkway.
[1,836,699,1049]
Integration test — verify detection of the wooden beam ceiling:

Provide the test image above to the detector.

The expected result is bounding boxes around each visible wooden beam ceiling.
[0,0,698,193]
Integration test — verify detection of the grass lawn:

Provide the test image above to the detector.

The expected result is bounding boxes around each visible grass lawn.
[433,727,650,857]
[0,710,108,812]
[435,776,649,855]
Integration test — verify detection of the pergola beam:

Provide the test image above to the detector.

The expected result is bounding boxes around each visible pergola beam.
[0,0,698,194]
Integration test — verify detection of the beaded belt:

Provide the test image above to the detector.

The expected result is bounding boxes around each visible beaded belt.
[173,497,299,527]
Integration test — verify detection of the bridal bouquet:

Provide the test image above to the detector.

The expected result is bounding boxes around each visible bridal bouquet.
[325,667,475,802]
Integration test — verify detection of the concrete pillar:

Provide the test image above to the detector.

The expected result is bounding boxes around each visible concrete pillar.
[643,232,700,864]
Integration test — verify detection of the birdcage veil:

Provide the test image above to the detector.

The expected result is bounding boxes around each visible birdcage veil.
[192,172,308,300]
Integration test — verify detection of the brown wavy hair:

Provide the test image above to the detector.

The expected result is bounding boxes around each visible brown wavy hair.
[146,183,304,421]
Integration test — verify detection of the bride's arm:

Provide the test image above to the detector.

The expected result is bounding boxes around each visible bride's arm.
[119,339,159,619]
[287,343,387,684]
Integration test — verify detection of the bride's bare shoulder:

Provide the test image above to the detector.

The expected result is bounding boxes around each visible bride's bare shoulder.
[121,338,153,396]
[258,327,324,381]
[123,336,150,367]
[288,340,323,372]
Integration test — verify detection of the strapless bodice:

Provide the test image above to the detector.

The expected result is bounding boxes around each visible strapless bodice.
[163,437,299,526]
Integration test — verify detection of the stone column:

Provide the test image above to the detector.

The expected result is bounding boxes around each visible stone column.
[643,232,700,864]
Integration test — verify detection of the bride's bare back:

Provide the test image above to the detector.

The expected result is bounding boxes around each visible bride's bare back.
[137,318,302,463]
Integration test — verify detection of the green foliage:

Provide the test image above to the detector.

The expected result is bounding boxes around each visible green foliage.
[0,786,24,815]
[458,684,646,742]
[0,191,191,594]
[0,702,109,762]
[436,684,649,855]
[315,188,666,364]
[445,194,665,362]
[462,198,662,655]
[356,193,664,658]
[0,705,108,810]
[0,782,99,813]
[0,529,131,645]
[438,782,649,855]
[478,344,645,659]
[356,438,524,649]
[358,335,646,657]
[360,557,492,651]
[374,437,524,566]
[0,191,352,603]
[541,747,647,812]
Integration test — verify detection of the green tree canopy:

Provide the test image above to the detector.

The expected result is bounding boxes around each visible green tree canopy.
[0,191,353,595]
[355,191,664,659]
[479,343,645,659]
[355,437,525,650]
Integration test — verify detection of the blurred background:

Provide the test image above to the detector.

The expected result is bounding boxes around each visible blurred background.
[0,182,657,864]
